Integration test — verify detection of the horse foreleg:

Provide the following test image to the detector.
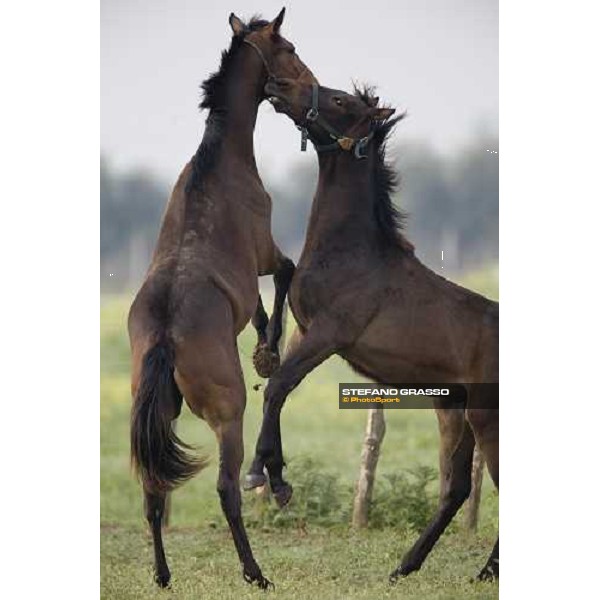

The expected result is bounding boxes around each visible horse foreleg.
[251,295,269,374]
[266,253,294,353]
[245,324,338,506]
[253,250,295,378]
[390,407,475,582]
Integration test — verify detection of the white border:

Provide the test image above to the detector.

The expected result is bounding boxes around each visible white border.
[2,0,599,597]
[1,1,99,597]
[502,1,600,596]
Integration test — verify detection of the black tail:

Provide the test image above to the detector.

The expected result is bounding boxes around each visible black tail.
[130,341,206,492]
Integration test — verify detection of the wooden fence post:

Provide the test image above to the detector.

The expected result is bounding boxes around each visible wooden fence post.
[464,443,484,531]
[352,406,386,528]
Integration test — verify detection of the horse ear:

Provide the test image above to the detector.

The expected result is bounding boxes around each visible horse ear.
[229,13,246,36]
[372,107,395,121]
[367,96,380,108]
[270,7,286,33]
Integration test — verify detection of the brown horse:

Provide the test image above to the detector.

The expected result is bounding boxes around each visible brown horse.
[245,79,499,581]
[128,11,316,589]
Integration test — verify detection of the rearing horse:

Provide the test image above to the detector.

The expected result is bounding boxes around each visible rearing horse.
[128,11,316,589]
[246,78,499,581]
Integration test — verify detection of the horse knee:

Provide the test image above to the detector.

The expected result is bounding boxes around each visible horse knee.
[264,372,294,406]
[274,257,295,284]
[440,479,471,515]
[451,479,472,505]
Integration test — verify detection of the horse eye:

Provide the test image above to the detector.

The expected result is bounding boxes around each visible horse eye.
[333,98,343,107]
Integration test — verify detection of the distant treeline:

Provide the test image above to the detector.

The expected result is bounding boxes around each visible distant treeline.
[101,135,498,292]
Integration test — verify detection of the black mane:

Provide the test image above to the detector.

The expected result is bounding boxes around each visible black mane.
[200,16,269,111]
[370,115,407,248]
[187,16,268,193]
[354,85,408,249]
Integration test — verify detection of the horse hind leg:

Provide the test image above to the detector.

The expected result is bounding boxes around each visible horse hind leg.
[466,406,499,581]
[390,407,475,582]
[177,329,272,590]
[215,413,272,589]
[129,333,184,589]
[144,490,171,587]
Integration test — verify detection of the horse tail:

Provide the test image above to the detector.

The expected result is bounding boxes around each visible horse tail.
[130,340,206,492]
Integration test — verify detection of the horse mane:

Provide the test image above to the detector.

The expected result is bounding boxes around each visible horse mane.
[354,84,409,250]
[200,16,269,111]
[187,16,269,193]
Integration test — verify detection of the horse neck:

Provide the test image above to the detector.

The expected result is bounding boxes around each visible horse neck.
[217,53,264,167]
[308,151,378,237]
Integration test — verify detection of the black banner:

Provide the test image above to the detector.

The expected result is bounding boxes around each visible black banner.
[338,383,498,409]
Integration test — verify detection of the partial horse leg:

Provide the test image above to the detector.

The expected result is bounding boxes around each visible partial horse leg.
[246,325,337,506]
[253,249,295,378]
[390,407,475,582]
[265,253,294,354]
[251,295,269,350]
[245,327,304,491]
[467,407,499,580]
[130,334,173,588]
[215,415,272,589]
[144,490,171,587]
[173,290,271,589]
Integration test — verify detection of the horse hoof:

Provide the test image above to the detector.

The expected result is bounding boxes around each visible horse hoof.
[273,483,293,508]
[243,472,267,491]
[256,575,274,590]
[389,568,407,585]
[252,344,280,378]
[154,571,171,588]
[476,563,498,582]
[243,569,274,590]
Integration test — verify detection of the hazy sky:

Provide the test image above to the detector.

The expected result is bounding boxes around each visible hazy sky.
[101,0,498,184]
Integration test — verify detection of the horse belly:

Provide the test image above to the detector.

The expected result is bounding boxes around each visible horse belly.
[343,305,471,384]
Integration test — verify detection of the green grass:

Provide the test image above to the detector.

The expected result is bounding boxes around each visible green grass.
[101,267,498,599]
[102,527,498,600]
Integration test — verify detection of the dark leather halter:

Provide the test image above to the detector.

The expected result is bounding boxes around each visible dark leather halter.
[243,38,309,90]
[299,84,374,159]
[243,40,371,159]
[243,38,275,78]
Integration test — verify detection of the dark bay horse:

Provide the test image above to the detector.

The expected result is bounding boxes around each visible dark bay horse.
[245,79,499,581]
[128,11,316,589]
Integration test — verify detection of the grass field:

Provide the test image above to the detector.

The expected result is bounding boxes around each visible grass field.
[101,266,498,599]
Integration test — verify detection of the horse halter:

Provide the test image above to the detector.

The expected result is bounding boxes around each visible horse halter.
[298,84,374,159]
[243,38,275,78]
[243,38,308,89]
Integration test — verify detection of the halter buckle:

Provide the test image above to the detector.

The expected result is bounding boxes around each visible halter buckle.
[337,137,355,152]
[306,108,319,122]
[354,137,370,159]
